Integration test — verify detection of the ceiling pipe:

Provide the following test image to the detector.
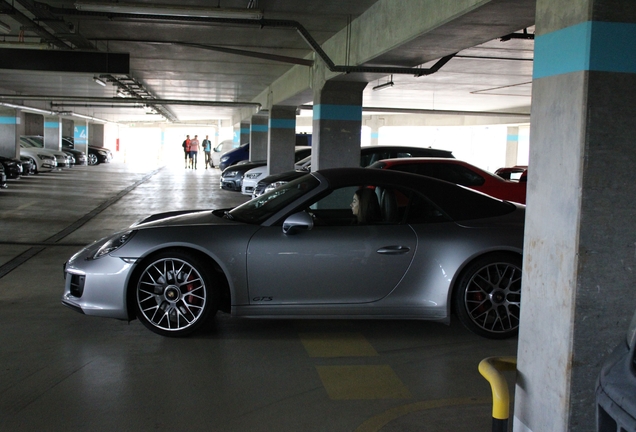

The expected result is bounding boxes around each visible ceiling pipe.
[0,94,262,109]
[299,104,530,118]
[0,0,71,49]
[39,4,458,77]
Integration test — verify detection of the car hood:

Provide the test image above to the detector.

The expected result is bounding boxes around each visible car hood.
[133,209,239,228]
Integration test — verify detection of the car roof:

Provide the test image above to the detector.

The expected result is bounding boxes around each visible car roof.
[314,167,518,221]
[374,157,505,179]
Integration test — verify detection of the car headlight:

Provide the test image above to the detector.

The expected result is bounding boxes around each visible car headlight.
[98,150,108,155]
[37,154,53,160]
[245,173,262,179]
[225,170,239,177]
[91,230,136,260]
[264,181,288,194]
[220,155,229,162]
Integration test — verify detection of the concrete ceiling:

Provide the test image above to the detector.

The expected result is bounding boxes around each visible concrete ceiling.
[0,0,536,125]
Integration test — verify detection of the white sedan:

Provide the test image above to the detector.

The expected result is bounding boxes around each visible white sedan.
[241,166,268,195]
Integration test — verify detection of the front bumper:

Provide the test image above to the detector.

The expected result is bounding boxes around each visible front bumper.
[220,177,242,191]
[62,247,136,320]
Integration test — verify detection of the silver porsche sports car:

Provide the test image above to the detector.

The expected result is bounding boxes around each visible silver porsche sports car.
[62,168,524,339]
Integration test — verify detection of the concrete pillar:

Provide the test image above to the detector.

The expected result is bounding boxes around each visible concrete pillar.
[505,126,519,167]
[44,116,62,150]
[24,113,43,136]
[62,119,74,140]
[312,80,367,170]
[240,120,250,145]
[89,123,104,147]
[514,2,636,431]
[0,108,19,158]
[365,115,383,146]
[73,120,89,154]
[268,105,297,175]
[250,112,268,162]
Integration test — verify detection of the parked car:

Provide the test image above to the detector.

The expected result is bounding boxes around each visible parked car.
[62,167,524,339]
[0,156,23,178]
[221,161,266,192]
[222,147,312,193]
[211,140,237,168]
[88,145,113,165]
[16,147,56,173]
[19,156,36,175]
[252,145,455,198]
[241,147,311,196]
[219,142,250,171]
[0,163,7,188]
[596,307,636,431]
[369,158,527,204]
[63,136,112,165]
[20,137,71,169]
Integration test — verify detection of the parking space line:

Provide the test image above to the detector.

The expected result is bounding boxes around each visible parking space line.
[299,332,378,357]
[0,201,35,217]
[353,397,491,432]
[316,365,412,400]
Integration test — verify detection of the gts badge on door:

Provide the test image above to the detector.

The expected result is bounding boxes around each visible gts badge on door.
[252,297,273,302]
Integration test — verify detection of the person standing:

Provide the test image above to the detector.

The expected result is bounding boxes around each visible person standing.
[190,135,200,169]
[202,135,212,169]
[182,135,191,168]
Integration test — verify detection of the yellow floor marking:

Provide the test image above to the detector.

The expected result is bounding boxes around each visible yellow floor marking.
[316,365,412,400]
[354,397,492,432]
[299,332,378,357]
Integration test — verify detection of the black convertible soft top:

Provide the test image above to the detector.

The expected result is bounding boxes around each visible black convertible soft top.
[315,167,519,221]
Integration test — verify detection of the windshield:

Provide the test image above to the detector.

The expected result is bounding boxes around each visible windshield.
[228,174,319,224]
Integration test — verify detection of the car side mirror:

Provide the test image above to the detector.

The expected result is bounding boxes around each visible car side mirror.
[282,211,314,235]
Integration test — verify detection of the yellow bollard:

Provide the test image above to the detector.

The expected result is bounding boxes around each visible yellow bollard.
[478,356,517,432]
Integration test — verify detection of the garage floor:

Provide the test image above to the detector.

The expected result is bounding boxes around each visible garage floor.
[0,161,518,431]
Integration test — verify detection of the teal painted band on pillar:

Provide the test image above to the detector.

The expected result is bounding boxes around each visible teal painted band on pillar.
[44,121,59,128]
[507,135,519,141]
[0,116,16,125]
[314,104,363,121]
[371,132,379,139]
[251,125,268,132]
[269,119,296,129]
[534,21,636,79]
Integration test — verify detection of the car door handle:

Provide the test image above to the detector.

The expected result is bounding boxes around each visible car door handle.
[376,246,411,255]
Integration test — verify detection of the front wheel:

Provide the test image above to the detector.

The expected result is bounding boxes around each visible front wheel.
[134,250,218,337]
[453,253,522,339]
[87,153,99,165]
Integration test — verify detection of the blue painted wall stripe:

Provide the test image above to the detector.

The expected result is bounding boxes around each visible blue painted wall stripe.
[269,119,296,129]
[44,121,59,129]
[251,125,268,133]
[240,128,250,134]
[507,134,519,141]
[534,21,636,79]
[0,116,16,125]
[314,104,363,121]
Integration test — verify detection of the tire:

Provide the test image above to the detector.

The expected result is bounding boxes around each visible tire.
[134,250,218,337]
[87,153,99,166]
[30,158,39,174]
[453,253,522,339]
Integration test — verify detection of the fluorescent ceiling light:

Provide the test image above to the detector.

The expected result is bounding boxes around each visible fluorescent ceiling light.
[372,81,394,91]
[75,2,263,19]
[0,20,10,34]
[93,76,107,86]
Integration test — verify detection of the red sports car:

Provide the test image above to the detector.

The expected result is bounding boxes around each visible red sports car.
[369,158,527,204]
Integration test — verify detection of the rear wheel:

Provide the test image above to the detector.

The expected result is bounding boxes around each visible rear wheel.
[134,250,218,337]
[453,253,522,339]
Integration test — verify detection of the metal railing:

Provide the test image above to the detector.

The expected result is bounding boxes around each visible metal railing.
[479,356,517,432]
